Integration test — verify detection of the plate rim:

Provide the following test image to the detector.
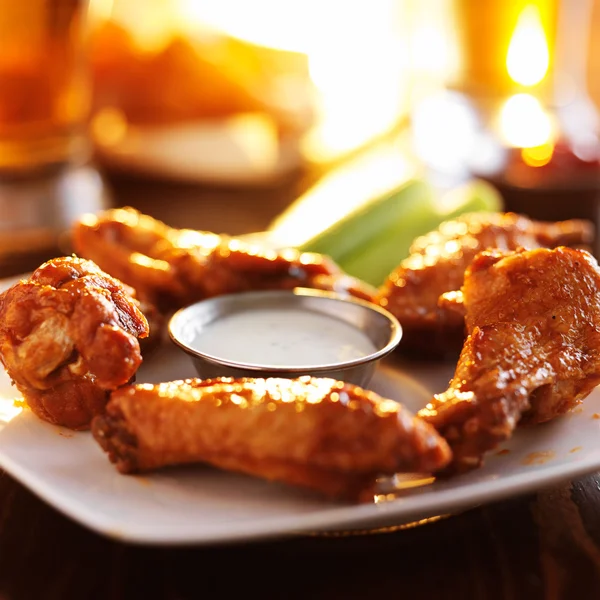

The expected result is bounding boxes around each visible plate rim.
[1,433,599,546]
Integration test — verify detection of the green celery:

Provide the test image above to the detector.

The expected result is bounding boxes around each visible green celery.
[338,179,504,286]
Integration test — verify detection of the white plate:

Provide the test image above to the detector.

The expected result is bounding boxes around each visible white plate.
[94,117,303,187]
[1,276,600,546]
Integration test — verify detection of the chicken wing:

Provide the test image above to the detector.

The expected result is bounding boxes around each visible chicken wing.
[92,376,451,499]
[0,257,149,430]
[72,207,376,314]
[418,246,600,473]
[376,212,594,359]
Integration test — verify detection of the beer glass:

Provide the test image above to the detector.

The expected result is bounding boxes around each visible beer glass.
[0,0,109,276]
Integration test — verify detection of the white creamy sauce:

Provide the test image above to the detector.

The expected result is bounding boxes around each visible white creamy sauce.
[191,307,377,367]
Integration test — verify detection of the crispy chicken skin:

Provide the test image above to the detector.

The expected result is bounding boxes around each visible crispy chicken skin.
[418,246,600,473]
[0,257,149,430]
[376,212,594,358]
[72,207,376,314]
[92,376,451,499]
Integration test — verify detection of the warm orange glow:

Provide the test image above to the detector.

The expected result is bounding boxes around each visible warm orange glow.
[189,0,406,161]
[91,107,127,147]
[499,93,554,148]
[521,141,554,166]
[506,4,549,86]
[92,0,408,162]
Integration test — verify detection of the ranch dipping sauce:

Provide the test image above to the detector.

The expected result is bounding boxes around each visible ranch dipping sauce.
[191,307,377,367]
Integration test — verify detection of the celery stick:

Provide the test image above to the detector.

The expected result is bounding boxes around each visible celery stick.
[338,179,504,287]
[338,204,441,287]
[433,179,503,219]
[267,141,422,250]
[298,179,434,262]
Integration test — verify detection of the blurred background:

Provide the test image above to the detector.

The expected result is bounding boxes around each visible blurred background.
[1,0,600,275]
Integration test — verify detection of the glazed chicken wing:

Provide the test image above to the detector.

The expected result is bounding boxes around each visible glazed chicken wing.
[0,257,149,430]
[72,207,376,314]
[376,212,594,358]
[418,246,600,473]
[92,376,451,499]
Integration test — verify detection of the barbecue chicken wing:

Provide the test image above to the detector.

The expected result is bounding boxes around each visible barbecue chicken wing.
[419,246,600,473]
[0,257,149,430]
[377,212,593,359]
[72,207,376,314]
[92,376,451,499]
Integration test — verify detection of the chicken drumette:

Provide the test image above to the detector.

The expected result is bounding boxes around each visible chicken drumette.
[419,246,600,473]
[92,376,451,499]
[0,257,149,430]
[72,207,376,314]
[376,212,593,358]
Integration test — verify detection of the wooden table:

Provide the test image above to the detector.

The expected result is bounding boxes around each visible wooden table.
[1,166,600,600]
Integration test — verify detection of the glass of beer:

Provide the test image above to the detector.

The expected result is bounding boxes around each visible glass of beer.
[0,0,91,172]
[0,0,109,276]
